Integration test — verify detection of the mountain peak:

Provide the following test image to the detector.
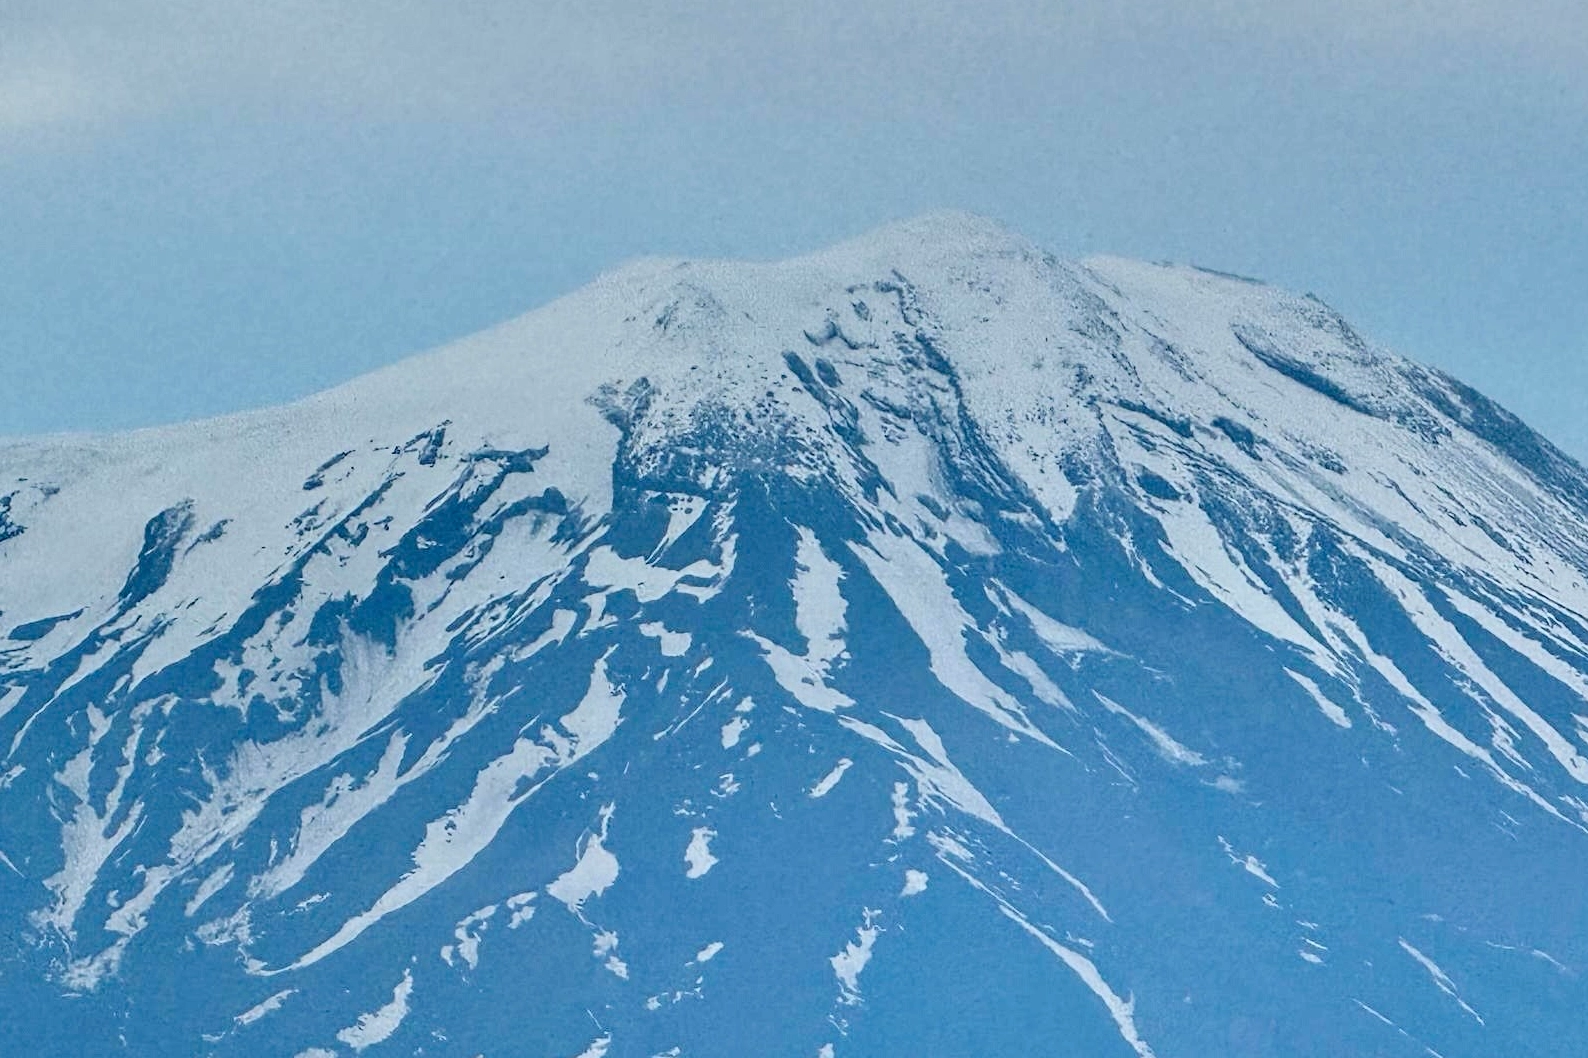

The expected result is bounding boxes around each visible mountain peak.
[5,219,1588,1058]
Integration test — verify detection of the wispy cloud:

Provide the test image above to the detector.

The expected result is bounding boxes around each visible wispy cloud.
[1,0,1581,141]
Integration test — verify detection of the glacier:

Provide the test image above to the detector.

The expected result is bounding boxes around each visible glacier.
[2,212,1587,1056]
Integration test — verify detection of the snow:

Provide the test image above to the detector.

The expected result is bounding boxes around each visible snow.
[1354,999,1397,1028]
[1284,669,1352,729]
[336,969,414,1052]
[808,758,852,798]
[505,891,537,929]
[1095,693,1209,767]
[185,863,234,918]
[939,856,1155,1058]
[650,493,708,560]
[443,905,498,972]
[894,717,1007,826]
[852,532,1054,747]
[791,528,848,669]
[558,653,627,752]
[584,546,727,605]
[0,685,25,724]
[548,805,621,914]
[928,831,975,864]
[876,711,1111,921]
[991,583,1112,656]
[281,732,558,971]
[720,715,749,749]
[234,988,295,1027]
[830,909,882,1005]
[751,628,853,712]
[35,707,147,946]
[570,1035,611,1058]
[1444,588,1588,705]
[639,620,692,657]
[889,782,917,840]
[1399,938,1484,1025]
[1218,837,1279,888]
[748,536,853,713]
[1371,558,1588,785]
[1000,904,1156,1058]
[845,714,1111,919]
[511,608,579,662]
[683,827,718,880]
[593,930,628,978]
[840,716,1002,829]
[1323,599,1567,821]
[6,214,1587,679]
[280,663,621,971]
[1148,487,1332,665]
[144,633,499,956]
[249,731,411,902]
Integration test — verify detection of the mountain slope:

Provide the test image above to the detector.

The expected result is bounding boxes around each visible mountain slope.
[3,212,1587,1057]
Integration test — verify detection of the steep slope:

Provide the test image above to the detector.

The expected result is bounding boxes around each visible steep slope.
[3,213,1587,1057]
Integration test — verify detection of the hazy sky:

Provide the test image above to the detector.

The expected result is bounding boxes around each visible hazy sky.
[3,1,1585,456]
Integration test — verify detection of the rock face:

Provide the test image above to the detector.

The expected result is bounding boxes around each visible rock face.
[3,212,1588,1057]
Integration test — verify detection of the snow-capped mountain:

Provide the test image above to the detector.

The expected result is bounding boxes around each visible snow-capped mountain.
[4,212,1587,1057]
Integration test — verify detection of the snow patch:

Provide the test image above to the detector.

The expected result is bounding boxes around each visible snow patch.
[235,989,295,1027]
[830,909,882,1005]
[890,781,917,840]
[684,827,718,879]
[1399,938,1484,1025]
[570,1035,611,1058]
[639,620,691,657]
[720,716,749,749]
[809,758,852,798]
[548,805,621,914]
[336,969,413,1052]
[1095,692,1209,766]
[505,891,537,929]
[1284,669,1352,729]
[442,904,498,971]
[1218,836,1279,888]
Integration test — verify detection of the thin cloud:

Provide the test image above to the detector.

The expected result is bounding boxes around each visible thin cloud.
[2,0,1581,139]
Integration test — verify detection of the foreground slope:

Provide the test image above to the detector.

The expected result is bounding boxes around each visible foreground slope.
[3,213,1588,1056]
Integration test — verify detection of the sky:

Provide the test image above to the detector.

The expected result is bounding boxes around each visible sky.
[2,0,1585,457]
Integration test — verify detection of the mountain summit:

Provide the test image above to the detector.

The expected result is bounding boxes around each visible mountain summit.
[4,215,1587,1057]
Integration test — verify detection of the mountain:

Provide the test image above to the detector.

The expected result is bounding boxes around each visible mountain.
[3,212,1588,1057]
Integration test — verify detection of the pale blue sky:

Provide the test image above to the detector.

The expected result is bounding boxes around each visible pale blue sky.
[3,1,1585,456]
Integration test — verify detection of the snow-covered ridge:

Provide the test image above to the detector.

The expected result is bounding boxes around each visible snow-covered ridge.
[5,212,1585,651]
